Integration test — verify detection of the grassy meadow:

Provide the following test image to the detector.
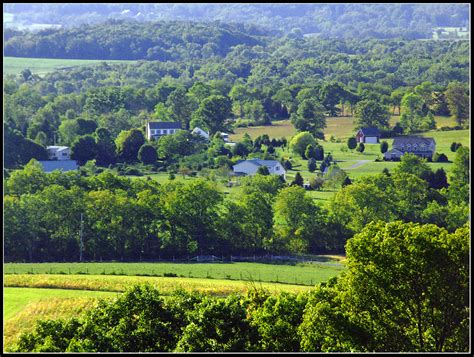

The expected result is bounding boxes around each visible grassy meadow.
[3,56,136,76]
[4,274,321,296]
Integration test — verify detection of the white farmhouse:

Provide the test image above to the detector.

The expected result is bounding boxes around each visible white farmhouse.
[146,121,182,141]
[47,146,71,160]
[232,159,286,179]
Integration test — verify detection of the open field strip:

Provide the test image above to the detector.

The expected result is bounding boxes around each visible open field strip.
[3,56,136,76]
[4,274,320,296]
[230,116,456,142]
[4,260,345,286]
[4,288,120,350]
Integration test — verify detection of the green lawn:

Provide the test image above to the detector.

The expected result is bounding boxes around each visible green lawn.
[3,56,136,76]
[4,260,345,286]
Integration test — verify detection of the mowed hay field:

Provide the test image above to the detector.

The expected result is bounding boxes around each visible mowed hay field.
[3,56,136,76]
[4,260,345,286]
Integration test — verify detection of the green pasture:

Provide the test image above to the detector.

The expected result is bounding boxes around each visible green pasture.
[3,56,136,76]
[4,260,345,286]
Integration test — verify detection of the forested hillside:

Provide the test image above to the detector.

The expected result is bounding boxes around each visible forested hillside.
[4,3,470,39]
[4,20,268,60]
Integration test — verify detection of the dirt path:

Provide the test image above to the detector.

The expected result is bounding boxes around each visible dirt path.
[344,160,371,169]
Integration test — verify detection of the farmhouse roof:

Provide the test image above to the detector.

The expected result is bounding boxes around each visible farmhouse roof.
[147,121,182,129]
[358,127,380,136]
[38,160,79,173]
[235,159,282,169]
[47,146,69,152]
[393,136,435,146]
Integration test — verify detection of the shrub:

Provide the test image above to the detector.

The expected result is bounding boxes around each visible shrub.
[309,176,325,190]
[124,167,143,176]
[347,137,357,150]
[291,172,304,186]
[380,141,388,154]
[450,142,462,152]
[433,153,448,162]
[356,143,365,153]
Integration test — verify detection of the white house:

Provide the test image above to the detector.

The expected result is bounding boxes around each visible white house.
[192,127,210,140]
[355,128,380,144]
[232,159,286,179]
[146,121,182,141]
[47,146,71,160]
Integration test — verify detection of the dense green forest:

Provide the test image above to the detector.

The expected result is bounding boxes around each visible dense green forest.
[4,3,469,39]
[4,21,268,60]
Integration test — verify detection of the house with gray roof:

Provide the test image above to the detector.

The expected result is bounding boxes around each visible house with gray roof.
[232,159,286,179]
[384,136,436,161]
[146,121,182,141]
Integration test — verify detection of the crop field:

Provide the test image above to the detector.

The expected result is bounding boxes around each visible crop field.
[4,260,345,286]
[3,56,136,76]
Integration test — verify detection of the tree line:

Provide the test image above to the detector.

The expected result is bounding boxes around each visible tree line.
[4,147,469,263]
